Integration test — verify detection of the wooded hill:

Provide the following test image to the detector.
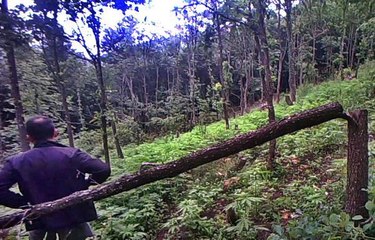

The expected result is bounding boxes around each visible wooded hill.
[0,0,375,239]
[1,0,374,162]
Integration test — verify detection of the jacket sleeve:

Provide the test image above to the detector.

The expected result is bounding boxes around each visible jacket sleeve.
[74,150,111,184]
[0,161,28,208]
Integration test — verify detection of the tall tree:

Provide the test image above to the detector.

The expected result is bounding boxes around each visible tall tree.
[59,0,145,164]
[32,1,75,147]
[285,0,296,102]
[248,0,277,169]
[0,0,29,151]
[213,3,230,129]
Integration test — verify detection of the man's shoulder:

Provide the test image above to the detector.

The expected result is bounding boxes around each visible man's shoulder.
[47,146,81,158]
[10,146,80,160]
[5,151,27,162]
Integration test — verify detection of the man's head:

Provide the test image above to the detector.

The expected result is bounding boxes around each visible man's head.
[26,116,58,143]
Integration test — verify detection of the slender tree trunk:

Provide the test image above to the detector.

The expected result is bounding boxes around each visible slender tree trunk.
[215,12,230,129]
[251,0,277,170]
[188,43,196,125]
[1,0,29,151]
[110,115,124,159]
[76,86,85,131]
[34,89,40,114]
[286,0,296,102]
[155,66,159,105]
[338,0,348,79]
[166,68,171,93]
[49,17,75,147]
[350,29,358,69]
[60,84,74,147]
[240,73,245,115]
[345,110,369,220]
[94,33,110,164]
[276,2,284,104]
[142,57,148,105]
[276,49,286,103]
[312,35,317,83]
[244,57,252,112]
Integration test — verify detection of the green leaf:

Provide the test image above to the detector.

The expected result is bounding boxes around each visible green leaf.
[273,225,284,236]
[363,222,373,232]
[351,215,363,221]
[365,201,375,211]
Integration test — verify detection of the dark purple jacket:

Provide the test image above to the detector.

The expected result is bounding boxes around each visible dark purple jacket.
[0,141,110,231]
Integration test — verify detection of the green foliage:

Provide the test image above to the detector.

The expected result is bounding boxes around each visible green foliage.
[115,117,145,146]
[101,62,375,239]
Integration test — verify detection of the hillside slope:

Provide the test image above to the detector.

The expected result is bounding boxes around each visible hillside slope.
[92,61,375,240]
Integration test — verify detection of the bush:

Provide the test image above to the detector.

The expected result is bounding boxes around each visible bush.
[116,116,145,146]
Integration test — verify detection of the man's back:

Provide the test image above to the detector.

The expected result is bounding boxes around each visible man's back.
[0,141,110,231]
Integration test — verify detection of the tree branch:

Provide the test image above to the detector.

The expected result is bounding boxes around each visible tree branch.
[0,102,345,229]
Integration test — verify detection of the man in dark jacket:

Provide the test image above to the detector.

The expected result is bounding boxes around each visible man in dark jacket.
[0,116,111,239]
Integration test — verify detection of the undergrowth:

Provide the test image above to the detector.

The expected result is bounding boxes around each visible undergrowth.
[95,61,375,239]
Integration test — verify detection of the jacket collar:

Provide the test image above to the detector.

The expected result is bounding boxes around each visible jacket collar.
[33,140,67,148]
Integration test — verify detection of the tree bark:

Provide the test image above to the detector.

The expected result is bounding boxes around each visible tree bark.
[338,0,348,79]
[286,0,296,102]
[349,28,358,69]
[94,32,110,165]
[110,115,124,159]
[52,33,74,148]
[345,110,369,219]
[0,102,345,229]
[1,0,29,152]
[253,0,277,170]
[276,48,286,104]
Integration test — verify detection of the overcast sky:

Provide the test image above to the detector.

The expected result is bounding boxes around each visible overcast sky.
[9,0,185,53]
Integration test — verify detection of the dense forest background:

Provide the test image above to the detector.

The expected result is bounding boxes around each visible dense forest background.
[1,0,373,161]
[1,0,375,239]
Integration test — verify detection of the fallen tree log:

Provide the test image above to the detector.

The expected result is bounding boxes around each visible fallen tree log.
[0,102,345,229]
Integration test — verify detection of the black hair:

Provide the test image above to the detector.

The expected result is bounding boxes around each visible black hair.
[26,116,55,141]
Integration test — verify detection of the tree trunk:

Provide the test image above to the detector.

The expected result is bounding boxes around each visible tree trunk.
[215,12,230,129]
[155,66,159,105]
[167,68,171,93]
[49,20,75,148]
[110,116,124,159]
[338,0,348,79]
[345,110,369,220]
[286,0,296,102]
[244,57,253,111]
[60,84,74,147]
[34,89,40,114]
[312,35,317,83]
[76,87,85,131]
[252,0,277,170]
[0,102,345,229]
[1,0,29,152]
[350,28,358,69]
[276,48,286,103]
[188,41,197,125]
[142,49,149,105]
[94,33,110,164]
